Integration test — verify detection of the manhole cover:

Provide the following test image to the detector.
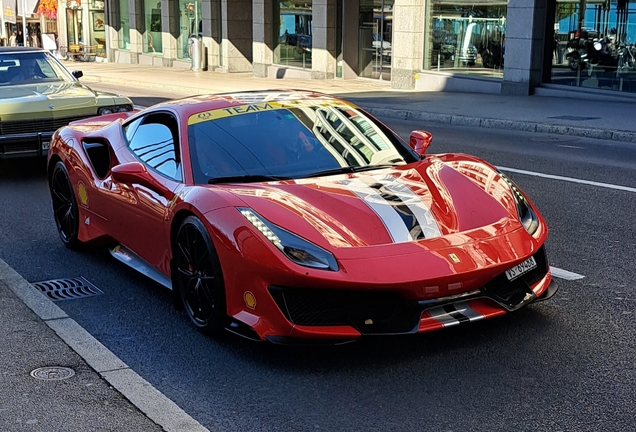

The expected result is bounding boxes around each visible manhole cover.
[32,277,103,301]
[547,115,601,121]
[30,367,75,381]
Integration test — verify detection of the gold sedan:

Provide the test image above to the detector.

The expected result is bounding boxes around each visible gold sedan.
[0,47,133,158]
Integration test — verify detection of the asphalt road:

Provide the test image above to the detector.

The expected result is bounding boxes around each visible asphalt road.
[1,90,635,431]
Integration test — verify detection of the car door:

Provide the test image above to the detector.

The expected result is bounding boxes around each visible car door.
[106,111,183,274]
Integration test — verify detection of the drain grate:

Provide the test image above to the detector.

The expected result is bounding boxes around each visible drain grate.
[32,277,103,301]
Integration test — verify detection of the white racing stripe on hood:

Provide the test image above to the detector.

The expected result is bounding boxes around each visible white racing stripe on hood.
[339,178,413,243]
[372,174,442,239]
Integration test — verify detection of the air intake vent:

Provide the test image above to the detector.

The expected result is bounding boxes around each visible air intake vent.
[32,277,103,301]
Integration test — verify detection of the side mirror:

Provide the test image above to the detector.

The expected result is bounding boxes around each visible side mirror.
[72,70,83,79]
[409,131,433,156]
[111,162,167,196]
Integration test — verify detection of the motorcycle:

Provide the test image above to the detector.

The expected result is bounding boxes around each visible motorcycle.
[566,31,618,71]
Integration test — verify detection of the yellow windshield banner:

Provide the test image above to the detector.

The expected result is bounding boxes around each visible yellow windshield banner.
[187,99,354,126]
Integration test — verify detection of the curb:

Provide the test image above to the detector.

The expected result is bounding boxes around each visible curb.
[0,258,210,432]
[82,74,636,144]
[362,107,636,144]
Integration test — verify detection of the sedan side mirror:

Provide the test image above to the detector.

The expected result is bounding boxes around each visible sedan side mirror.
[111,162,168,196]
[409,130,433,156]
[72,70,83,79]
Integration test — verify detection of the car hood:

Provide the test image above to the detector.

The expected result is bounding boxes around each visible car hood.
[0,81,117,119]
[216,158,517,249]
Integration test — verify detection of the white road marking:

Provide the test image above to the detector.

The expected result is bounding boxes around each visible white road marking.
[551,266,585,281]
[497,166,636,193]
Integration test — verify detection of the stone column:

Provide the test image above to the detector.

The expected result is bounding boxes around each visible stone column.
[161,0,178,66]
[310,0,337,79]
[106,0,118,61]
[502,0,548,95]
[341,0,359,79]
[224,0,253,72]
[391,0,425,89]
[129,0,144,63]
[202,0,221,69]
[252,0,273,77]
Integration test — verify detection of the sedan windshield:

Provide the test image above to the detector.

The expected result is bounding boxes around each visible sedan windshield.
[0,51,74,86]
[188,99,416,184]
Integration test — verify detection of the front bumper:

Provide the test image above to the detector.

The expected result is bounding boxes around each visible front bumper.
[260,247,557,344]
[0,132,52,158]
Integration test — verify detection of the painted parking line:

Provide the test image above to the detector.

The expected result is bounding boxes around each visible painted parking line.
[497,166,636,193]
[551,266,585,281]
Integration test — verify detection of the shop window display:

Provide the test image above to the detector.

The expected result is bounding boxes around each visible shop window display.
[143,0,162,54]
[551,0,636,93]
[274,0,312,69]
[424,0,507,78]
[117,0,130,50]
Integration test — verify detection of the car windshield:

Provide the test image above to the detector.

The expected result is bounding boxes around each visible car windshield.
[188,98,415,184]
[0,51,73,86]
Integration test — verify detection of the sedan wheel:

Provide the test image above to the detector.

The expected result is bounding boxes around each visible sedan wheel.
[174,216,227,336]
[49,161,81,249]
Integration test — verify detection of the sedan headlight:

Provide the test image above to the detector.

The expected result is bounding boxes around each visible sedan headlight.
[239,208,339,271]
[500,173,539,236]
[98,105,132,115]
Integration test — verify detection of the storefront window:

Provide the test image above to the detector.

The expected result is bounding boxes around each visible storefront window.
[358,0,393,80]
[424,0,507,78]
[143,0,162,54]
[117,0,130,50]
[274,0,312,69]
[551,0,636,93]
[177,0,202,59]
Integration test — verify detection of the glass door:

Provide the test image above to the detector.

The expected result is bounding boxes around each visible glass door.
[358,0,393,80]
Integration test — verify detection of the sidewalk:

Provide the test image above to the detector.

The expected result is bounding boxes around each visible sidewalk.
[0,259,208,432]
[71,60,636,143]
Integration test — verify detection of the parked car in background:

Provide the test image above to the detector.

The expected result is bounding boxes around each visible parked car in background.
[0,47,133,159]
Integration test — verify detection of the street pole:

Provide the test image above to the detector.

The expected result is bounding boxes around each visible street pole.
[21,0,27,46]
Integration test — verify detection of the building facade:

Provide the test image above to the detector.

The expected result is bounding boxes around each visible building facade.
[58,0,636,96]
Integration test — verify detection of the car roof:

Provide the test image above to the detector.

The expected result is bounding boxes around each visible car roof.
[0,47,48,54]
[148,90,349,119]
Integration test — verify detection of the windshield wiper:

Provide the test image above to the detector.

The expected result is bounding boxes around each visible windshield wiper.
[306,164,396,178]
[207,174,291,184]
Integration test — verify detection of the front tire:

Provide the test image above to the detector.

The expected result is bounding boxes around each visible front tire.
[49,161,82,250]
[173,216,227,336]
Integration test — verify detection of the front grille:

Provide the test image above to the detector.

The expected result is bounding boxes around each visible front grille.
[0,114,95,136]
[1,141,39,154]
[269,287,421,334]
[483,246,549,307]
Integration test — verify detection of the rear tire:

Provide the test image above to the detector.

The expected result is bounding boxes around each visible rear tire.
[173,216,228,336]
[49,161,82,250]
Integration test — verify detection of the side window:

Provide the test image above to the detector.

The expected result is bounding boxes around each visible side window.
[126,113,182,181]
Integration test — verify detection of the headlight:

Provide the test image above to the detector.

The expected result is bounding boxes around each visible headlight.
[500,173,539,236]
[98,105,132,115]
[593,41,602,51]
[239,208,339,271]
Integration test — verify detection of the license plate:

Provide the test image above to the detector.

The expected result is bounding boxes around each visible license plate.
[505,256,537,281]
[41,141,50,150]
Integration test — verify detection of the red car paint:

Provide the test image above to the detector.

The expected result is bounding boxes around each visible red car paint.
[47,91,556,343]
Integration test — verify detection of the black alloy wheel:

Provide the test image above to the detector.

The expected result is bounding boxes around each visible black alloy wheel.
[49,161,81,249]
[173,216,227,336]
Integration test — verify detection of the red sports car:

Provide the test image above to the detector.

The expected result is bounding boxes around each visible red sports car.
[47,91,557,344]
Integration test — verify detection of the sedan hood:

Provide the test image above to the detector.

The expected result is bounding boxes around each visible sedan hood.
[216,158,515,249]
[0,81,116,120]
